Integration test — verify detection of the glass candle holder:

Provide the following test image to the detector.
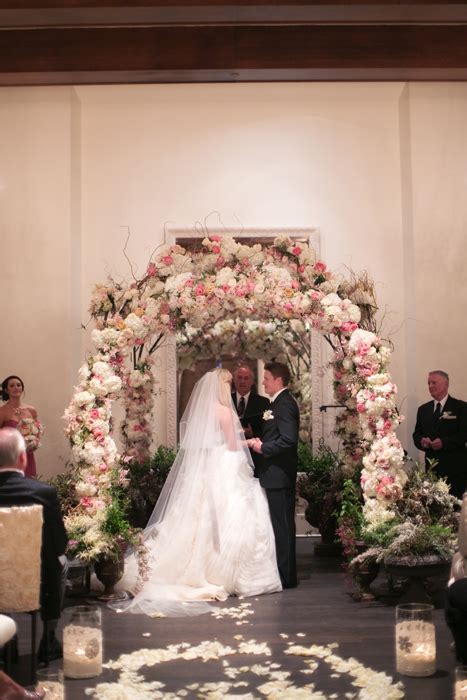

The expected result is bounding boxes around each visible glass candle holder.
[455,666,467,700]
[36,667,64,700]
[395,603,436,677]
[63,605,102,679]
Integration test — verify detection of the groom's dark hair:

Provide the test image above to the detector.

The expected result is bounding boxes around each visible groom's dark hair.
[264,362,291,386]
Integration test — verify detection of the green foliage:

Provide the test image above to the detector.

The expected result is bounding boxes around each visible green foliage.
[126,445,176,528]
[48,462,81,517]
[336,477,365,559]
[297,443,346,537]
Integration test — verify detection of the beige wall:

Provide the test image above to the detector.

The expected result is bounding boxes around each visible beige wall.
[1,82,466,476]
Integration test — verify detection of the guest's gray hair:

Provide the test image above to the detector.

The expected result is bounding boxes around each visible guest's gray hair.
[0,427,26,467]
[429,370,449,382]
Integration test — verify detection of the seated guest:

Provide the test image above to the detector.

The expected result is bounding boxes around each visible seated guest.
[445,493,467,664]
[0,428,68,662]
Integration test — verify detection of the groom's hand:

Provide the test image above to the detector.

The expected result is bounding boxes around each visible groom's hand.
[248,438,263,454]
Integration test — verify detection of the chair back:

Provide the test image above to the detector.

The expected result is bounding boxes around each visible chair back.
[0,505,43,612]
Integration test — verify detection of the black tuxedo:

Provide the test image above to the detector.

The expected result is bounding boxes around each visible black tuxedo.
[413,395,467,499]
[232,390,270,476]
[257,389,299,588]
[0,471,68,620]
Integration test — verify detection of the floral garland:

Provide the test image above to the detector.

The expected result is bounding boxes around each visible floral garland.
[120,360,158,463]
[65,235,405,559]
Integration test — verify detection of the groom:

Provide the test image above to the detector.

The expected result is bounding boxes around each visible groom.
[248,362,299,589]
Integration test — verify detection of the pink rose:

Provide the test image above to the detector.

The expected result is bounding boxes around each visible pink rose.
[162,255,173,266]
[212,245,221,254]
[146,263,157,277]
[292,246,302,256]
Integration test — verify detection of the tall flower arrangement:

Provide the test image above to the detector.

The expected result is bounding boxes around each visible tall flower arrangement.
[64,234,405,560]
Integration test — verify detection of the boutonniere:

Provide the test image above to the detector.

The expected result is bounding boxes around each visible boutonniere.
[263,409,274,421]
[440,411,456,420]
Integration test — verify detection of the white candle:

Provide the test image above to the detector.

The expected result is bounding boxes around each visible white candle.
[455,680,467,700]
[63,623,103,679]
[395,620,436,677]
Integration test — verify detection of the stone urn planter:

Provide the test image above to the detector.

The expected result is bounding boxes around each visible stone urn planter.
[349,544,380,601]
[94,544,128,603]
[385,554,451,606]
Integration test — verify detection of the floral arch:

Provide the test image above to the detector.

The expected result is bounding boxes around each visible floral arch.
[64,234,406,557]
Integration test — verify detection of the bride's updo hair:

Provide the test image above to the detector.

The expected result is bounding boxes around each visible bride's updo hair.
[215,368,233,406]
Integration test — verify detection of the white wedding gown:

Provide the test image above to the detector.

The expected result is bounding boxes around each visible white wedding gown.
[114,378,282,617]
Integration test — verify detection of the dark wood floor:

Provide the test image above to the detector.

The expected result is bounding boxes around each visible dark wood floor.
[8,538,456,699]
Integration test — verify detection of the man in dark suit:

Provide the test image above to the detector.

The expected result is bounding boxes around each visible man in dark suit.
[231,365,270,476]
[413,370,467,499]
[0,427,68,662]
[248,361,299,589]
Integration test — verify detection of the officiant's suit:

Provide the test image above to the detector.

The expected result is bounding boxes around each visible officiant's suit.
[0,471,68,621]
[257,389,299,588]
[413,395,467,499]
[232,388,270,476]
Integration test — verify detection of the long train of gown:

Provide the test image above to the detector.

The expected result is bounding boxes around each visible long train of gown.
[3,419,37,477]
[114,447,282,616]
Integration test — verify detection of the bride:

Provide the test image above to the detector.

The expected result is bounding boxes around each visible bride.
[114,368,281,616]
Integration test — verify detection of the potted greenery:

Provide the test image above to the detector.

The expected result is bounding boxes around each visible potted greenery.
[349,462,458,603]
[125,445,176,528]
[50,464,148,598]
[296,442,347,554]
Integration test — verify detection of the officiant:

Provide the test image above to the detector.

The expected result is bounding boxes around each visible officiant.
[232,365,270,476]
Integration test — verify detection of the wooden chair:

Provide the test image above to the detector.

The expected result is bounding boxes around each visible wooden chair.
[0,505,43,684]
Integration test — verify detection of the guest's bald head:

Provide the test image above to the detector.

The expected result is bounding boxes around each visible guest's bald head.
[0,428,27,469]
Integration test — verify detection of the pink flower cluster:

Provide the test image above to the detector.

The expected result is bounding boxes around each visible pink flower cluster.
[17,417,44,452]
[120,363,158,462]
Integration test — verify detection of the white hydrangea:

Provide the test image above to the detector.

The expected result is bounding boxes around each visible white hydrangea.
[164,272,193,294]
[73,391,95,407]
[216,267,237,285]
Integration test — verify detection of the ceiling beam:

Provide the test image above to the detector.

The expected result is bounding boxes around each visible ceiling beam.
[1,2,467,85]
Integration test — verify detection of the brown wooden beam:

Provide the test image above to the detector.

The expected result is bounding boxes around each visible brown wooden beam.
[2,3,467,27]
[1,3,467,84]
[1,25,467,85]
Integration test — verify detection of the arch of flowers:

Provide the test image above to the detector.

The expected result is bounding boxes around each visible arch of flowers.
[64,235,406,557]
